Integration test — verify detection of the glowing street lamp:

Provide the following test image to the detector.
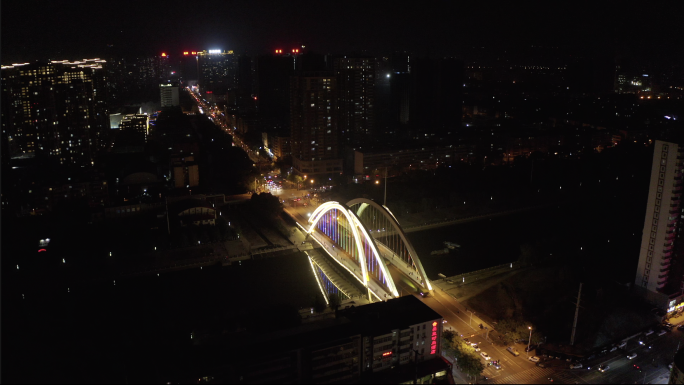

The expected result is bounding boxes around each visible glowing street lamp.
[527,327,533,357]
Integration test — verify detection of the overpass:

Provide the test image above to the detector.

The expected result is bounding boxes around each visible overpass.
[300,198,432,303]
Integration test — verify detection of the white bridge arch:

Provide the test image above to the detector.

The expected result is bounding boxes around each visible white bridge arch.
[347,198,432,291]
[307,198,431,300]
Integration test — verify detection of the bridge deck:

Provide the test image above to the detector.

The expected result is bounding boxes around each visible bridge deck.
[306,250,364,300]
[375,241,430,292]
[308,230,395,301]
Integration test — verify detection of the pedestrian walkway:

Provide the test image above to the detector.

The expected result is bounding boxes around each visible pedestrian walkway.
[307,250,364,300]
[489,366,553,384]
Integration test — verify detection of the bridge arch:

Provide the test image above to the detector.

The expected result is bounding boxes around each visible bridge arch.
[347,198,432,291]
[308,201,400,299]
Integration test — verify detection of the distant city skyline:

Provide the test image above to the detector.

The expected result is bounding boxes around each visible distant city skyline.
[3,1,683,68]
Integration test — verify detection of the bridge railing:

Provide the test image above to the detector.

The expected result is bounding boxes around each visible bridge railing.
[400,203,553,232]
[441,261,521,282]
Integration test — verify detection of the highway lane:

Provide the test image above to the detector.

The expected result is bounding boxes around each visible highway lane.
[484,326,680,384]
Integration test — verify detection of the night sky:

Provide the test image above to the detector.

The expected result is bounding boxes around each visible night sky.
[2,1,683,65]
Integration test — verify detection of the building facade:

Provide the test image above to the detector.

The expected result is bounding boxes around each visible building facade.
[1,59,109,167]
[635,140,684,310]
[671,347,684,384]
[256,54,294,136]
[160,82,179,107]
[335,57,376,147]
[290,72,342,175]
[171,154,199,188]
[119,114,149,143]
[190,295,448,384]
[198,50,236,97]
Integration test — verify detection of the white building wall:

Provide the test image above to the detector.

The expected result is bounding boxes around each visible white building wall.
[636,140,682,292]
[160,84,179,107]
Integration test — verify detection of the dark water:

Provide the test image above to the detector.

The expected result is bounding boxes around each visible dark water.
[407,198,645,283]
[353,206,540,279]
[407,215,525,279]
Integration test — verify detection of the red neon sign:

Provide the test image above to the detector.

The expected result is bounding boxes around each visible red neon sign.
[430,321,438,355]
[38,249,46,252]
[382,352,392,357]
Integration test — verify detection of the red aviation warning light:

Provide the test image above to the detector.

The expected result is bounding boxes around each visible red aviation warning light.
[161,53,167,57]
[275,49,283,54]
[382,352,392,357]
[191,51,197,55]
[183,51,189,55]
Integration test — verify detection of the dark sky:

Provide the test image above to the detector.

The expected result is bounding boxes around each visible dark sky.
[2,0,683,65]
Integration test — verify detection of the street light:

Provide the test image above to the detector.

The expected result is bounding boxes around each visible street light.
[527,327,532,357]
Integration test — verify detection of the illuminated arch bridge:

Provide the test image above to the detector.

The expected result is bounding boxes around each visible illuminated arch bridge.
[307,198,431,302]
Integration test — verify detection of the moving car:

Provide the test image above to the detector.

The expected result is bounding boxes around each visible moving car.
[481,352,491,360]
[627,353,638,360]
[528,356,540,362]
[570,363,583,369]
[507,347,520,357]
[645,330,654,336]
[598,364,610,372]
[658,329,668,336]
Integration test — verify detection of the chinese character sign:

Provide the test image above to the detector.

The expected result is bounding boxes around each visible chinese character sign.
[430,321,438,355]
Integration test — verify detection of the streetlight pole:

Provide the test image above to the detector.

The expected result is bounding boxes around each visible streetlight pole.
[384,166,388,206]
[527,327,532,357]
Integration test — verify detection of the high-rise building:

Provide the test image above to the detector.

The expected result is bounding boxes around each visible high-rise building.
[1,59,109,167]
[234,54,254,110]
[410,57,463,142]
[635,140,684,311]
[179,51,200,86]
[670,347,684,384]
[335,57,376,147]
[119,114,149,143]
[256,53,294,136]
[188,295,449,384]
[290,72,342,175]
[160,82,179,107]
[198,49,236,101]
